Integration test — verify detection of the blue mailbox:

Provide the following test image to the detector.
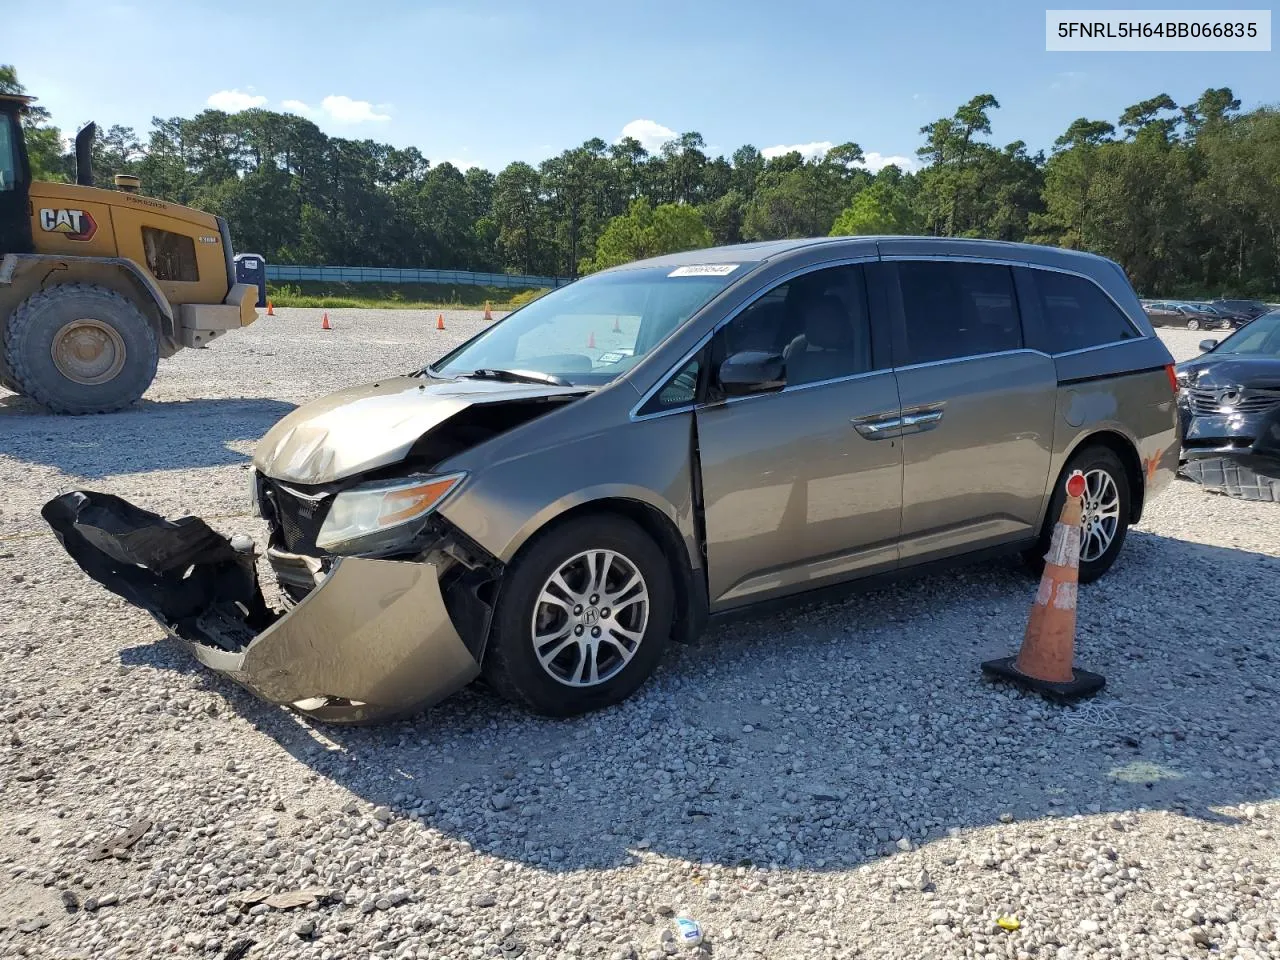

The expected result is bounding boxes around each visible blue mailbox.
[234,253,268,308]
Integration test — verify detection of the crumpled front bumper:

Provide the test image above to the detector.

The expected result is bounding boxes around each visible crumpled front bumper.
[42,491,481,723]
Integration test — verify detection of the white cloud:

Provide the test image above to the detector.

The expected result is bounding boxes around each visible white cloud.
[281,95,391,124]
[320,95,391,123]
[762,140,834,161]
[618,119,676,152]
[206,89,267,112]
[862,151,918,173]
[762,141,917,172]
[443,158,479,171]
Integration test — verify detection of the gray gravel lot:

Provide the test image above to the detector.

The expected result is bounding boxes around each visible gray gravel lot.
[1,312,1277,959]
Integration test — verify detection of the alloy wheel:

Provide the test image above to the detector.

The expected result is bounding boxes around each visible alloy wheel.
[1080,468,1121,563]
[530,549,650,687]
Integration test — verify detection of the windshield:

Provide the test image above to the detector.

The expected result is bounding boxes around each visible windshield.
[1213,311,1280,356]
[432,264,752,386]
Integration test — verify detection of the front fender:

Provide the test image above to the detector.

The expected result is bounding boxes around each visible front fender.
[438,413,699,567]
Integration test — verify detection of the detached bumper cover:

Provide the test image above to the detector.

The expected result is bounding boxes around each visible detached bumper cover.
[1179,455,1280,502]
[1176,404,1280,502]
[42,491,480,723]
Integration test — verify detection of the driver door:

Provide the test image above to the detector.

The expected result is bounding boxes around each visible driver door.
[694,263,903,609]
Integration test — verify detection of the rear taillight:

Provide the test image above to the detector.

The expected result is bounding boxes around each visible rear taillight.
[1165,363,1178,393]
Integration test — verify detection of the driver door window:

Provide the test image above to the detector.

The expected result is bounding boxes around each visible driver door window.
[713,264,874,389]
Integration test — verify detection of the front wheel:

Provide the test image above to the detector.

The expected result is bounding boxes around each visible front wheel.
[483,515,674,716]
[1186,318,1201,331]
[1025,446,1131,584]
[3,283,159,414]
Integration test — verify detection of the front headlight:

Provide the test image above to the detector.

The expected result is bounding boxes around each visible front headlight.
[315,473,465,553]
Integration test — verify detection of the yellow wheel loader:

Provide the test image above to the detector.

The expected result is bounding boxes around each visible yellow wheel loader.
[0,94,257,414]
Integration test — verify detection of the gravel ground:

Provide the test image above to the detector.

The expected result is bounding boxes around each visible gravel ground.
[1,314,1277,959]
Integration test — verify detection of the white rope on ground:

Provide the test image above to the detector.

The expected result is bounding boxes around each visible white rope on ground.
[1060,700,1182,731]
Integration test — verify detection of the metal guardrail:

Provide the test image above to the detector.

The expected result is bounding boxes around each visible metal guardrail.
[265,264,568,289]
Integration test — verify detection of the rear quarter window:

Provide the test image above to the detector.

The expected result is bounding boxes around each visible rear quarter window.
[1023,269,1139,354]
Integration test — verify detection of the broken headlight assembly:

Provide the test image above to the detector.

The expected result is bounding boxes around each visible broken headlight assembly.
[247,467,263,517]
[315,472,466,555]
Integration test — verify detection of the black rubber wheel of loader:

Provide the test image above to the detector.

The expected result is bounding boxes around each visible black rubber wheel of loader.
[3,283,159,414]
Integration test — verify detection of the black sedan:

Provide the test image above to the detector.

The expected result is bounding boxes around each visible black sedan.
[1209,299,1272,323]
[1144,301,1233,331]
[1176,310,1280,501]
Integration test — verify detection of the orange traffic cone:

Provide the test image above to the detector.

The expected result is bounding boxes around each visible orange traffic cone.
[265,300,275,316]
[587,330,596,349]
[436,313,446,331]
[981,470,1105,701]
[321,312,331,331]
[483,301,493,322]
[612,315,621,333]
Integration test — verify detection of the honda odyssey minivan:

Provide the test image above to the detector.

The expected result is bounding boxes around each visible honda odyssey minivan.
[47,237,1180,723]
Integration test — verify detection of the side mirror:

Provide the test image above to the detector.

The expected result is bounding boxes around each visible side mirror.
[1199,339,1219,353]
[718,350,785,396]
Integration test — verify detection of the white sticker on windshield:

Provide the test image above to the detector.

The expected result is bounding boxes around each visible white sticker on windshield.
[668,264,739,277]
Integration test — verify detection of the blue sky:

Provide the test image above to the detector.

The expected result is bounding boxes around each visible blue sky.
[8,0,1276,172]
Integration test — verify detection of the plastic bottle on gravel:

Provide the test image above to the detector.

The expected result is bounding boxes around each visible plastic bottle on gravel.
[674,917,703,947]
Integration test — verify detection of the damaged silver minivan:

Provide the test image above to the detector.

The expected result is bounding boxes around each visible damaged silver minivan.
[46,237,1180,723]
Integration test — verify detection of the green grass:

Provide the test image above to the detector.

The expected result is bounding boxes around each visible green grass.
[265,281,548,310]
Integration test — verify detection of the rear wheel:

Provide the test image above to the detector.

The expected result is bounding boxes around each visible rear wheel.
[483,515,673,716]
[3,284,159,414]
[1025,446,1131,584]
[1185,317,1201,330]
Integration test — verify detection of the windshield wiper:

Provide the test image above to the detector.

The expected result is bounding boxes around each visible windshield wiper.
[461,368,573,387]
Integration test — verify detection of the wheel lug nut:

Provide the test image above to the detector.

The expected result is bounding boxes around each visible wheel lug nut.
[573,605,583,615]
[591,626,601,638]
[600,607,610,618]
[589,594,599,605]
[574,625,583,636]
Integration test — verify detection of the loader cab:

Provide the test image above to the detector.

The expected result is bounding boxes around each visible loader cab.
[0,94,34,255]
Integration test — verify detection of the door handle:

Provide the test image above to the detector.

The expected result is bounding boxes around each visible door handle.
[900,410,944,433]
[897,404,945,436]
[851,414,904,440]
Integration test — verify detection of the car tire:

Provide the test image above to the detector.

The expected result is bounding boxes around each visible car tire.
[1185,318,1201,330]
[3,284,159,415]
[483,514,674,717]
[1024,446,1131,585]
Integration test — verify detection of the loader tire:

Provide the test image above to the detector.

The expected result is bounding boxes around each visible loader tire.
[4,284,159,414]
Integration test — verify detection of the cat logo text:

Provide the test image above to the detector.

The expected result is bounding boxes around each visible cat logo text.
[38,208,98,242]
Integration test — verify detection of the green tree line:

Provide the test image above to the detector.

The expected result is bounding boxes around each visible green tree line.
[4,65,1277,295]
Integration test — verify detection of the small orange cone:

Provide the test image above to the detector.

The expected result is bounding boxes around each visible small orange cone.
[436,313,446,331]
[321,312,331,331]
[265,300,275,316]
[483,301,493,322]
[981,470,1105,701]
[612,315,621,333]
[587,330,596,349]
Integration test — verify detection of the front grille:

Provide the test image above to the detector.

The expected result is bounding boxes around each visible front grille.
[261,480,331,554]
[1186,386,1280,417]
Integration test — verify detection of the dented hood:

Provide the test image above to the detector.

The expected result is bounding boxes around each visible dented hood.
[1176,356,1280,390]
[254,375,588,484]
